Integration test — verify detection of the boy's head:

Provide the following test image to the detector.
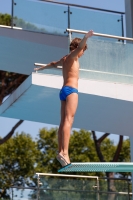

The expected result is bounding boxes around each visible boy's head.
[69,37,87,52]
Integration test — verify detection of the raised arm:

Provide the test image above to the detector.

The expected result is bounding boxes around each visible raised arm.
[34,59,63,71]
[70,30,93,59]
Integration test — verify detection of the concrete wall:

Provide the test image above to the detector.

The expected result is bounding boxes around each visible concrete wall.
[0,27,68,75]
[125,0,133,38]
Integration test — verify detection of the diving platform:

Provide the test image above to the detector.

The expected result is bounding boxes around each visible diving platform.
[1,27,133,138]
[1,72,133,137]
[58,162,133,173]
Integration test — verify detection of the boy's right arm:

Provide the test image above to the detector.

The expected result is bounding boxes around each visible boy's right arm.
[70,30,93,59]
[78,30,93,49]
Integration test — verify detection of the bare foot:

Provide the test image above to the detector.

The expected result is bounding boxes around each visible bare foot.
[60,152,70,164]
[56,152,71,167]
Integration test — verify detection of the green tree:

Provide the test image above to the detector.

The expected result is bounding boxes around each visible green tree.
[36,128,101,174]
[35,128,103,200]
[118,138,130,162]
[0,128,131,199]
[92,131,131,200]
[117,138,131,178]
[0,70,28,144]
[0,13,11,26]
[36,128,59,173]
[35,128,131,200]
[14,17,46,32]
[0,132,40,198]
[0,13,46,32]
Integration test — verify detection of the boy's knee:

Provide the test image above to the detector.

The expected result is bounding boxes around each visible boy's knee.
[65,116,74,126]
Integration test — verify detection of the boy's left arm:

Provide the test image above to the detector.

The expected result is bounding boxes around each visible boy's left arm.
[34,59,63,71]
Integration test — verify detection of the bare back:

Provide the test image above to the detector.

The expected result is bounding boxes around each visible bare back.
[62,55,79,89]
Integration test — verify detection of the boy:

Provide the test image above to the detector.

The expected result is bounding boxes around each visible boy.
[34,30,94,166]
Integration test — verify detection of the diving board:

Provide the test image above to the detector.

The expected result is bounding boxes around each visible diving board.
[58,162,133,172]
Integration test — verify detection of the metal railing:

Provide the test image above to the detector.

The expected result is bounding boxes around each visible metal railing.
[34,60,133,81]
[3,174,132,199]
[40,0,125,14]
[0,24,22,29]
[34,62,133,77]
[36,173,100,200]
[3,0,124,37]
[9,185,132,200]
[66,28,133,42]
[36,173,132,200]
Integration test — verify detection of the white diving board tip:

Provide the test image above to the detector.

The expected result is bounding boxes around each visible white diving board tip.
[58,162,133,173]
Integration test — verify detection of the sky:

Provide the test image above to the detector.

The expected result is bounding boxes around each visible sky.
[0,0,127,143]
[0,0,125,14]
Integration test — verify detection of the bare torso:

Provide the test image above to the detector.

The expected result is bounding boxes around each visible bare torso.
[62,55,79,89]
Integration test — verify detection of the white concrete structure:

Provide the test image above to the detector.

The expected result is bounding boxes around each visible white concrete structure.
[1,72,133,137]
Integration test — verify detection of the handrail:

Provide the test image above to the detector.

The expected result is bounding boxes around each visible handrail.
[36,172,98,179]
[67,28,133,42]
[36,172,99,200]
[34,63,133,78]
[0,25,22,30]
[40,0,125,14]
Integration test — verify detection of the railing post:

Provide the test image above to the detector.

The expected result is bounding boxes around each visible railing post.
[68,31,72,54]
[11,0,14,28]
[121,14,124,37]
[125,0,133,39]
[68,5,72,52]
[37,174,40,200]
[68,5,70,29]
[68,31,72,43]
[64,5,72,53]
[121,14,124,43]
[97,177,100,200]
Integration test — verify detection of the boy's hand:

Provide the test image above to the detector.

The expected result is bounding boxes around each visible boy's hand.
[85,30,94,39]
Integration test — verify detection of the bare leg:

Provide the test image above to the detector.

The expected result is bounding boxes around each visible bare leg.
[61,93,78,163]
[58,100,66,153]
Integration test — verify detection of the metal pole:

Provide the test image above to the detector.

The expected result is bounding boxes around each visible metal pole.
[68,5,70,29]
[121,14,124,37]
[40,0,125,15]
[12,188,13,200]
[66,28,133,42]
[37,174,40,200]
[68,5,72,52]
[121,14,124,43]
[11,0,14,28]
[128,180,130,200]
[97,178,100,200]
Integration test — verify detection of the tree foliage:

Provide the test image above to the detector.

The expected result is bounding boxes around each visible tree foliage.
[0,13,11,26]
[0,70,27,145]
[0,132,40,198]
[0,71,28,105]
[0,128,131,199]
[14,17,46,32]
[0,13,46,33]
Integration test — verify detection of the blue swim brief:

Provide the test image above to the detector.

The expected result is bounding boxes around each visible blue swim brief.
[59,86,78,101]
